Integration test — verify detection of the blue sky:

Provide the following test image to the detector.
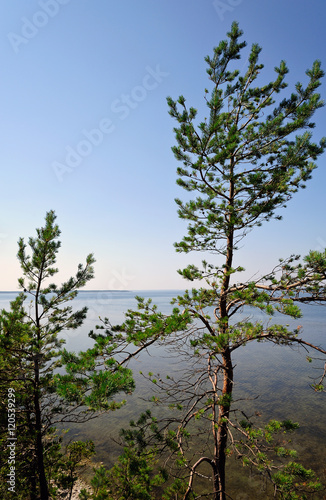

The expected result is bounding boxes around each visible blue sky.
[0,0,325,291]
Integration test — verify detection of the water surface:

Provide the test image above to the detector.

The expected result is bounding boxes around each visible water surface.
[2,290,325,498]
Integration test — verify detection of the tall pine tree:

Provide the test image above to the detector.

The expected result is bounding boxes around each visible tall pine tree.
[114,22,326,499]
[0,211,134,499]
[1,210,177,499]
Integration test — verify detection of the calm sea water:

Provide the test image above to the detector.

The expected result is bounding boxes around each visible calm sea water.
[2,290,326,498]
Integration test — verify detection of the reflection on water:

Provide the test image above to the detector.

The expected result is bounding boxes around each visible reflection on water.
[1,290,325,498]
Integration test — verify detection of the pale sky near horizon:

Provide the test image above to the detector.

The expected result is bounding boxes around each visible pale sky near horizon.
[1,0,326,291]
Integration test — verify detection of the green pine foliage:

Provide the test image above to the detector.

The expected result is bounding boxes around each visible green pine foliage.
[109,22,326,500]
[1,211,190,499]
[0,211,153,499]
[0,211,97,499]
[78,412,171,500]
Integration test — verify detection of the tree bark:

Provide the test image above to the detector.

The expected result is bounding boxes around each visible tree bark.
[34,358,49,500]
[215,348,233,500]
[214,171,235,500]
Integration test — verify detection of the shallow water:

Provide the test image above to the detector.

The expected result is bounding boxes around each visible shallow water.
[1,290,325,498]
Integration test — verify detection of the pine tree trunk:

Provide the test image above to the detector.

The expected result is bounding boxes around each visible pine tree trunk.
[34,359,49,500]
[36,428,49,500]
[33,269,49,499]
[214,348,233,500]
[30,476,38,500]
[26,402,38,499]
[211,178,235,499]
[212,172,235,499]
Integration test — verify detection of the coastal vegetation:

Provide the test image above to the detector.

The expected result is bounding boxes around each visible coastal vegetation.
[0,211,170,499]
[93,21,326,500]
